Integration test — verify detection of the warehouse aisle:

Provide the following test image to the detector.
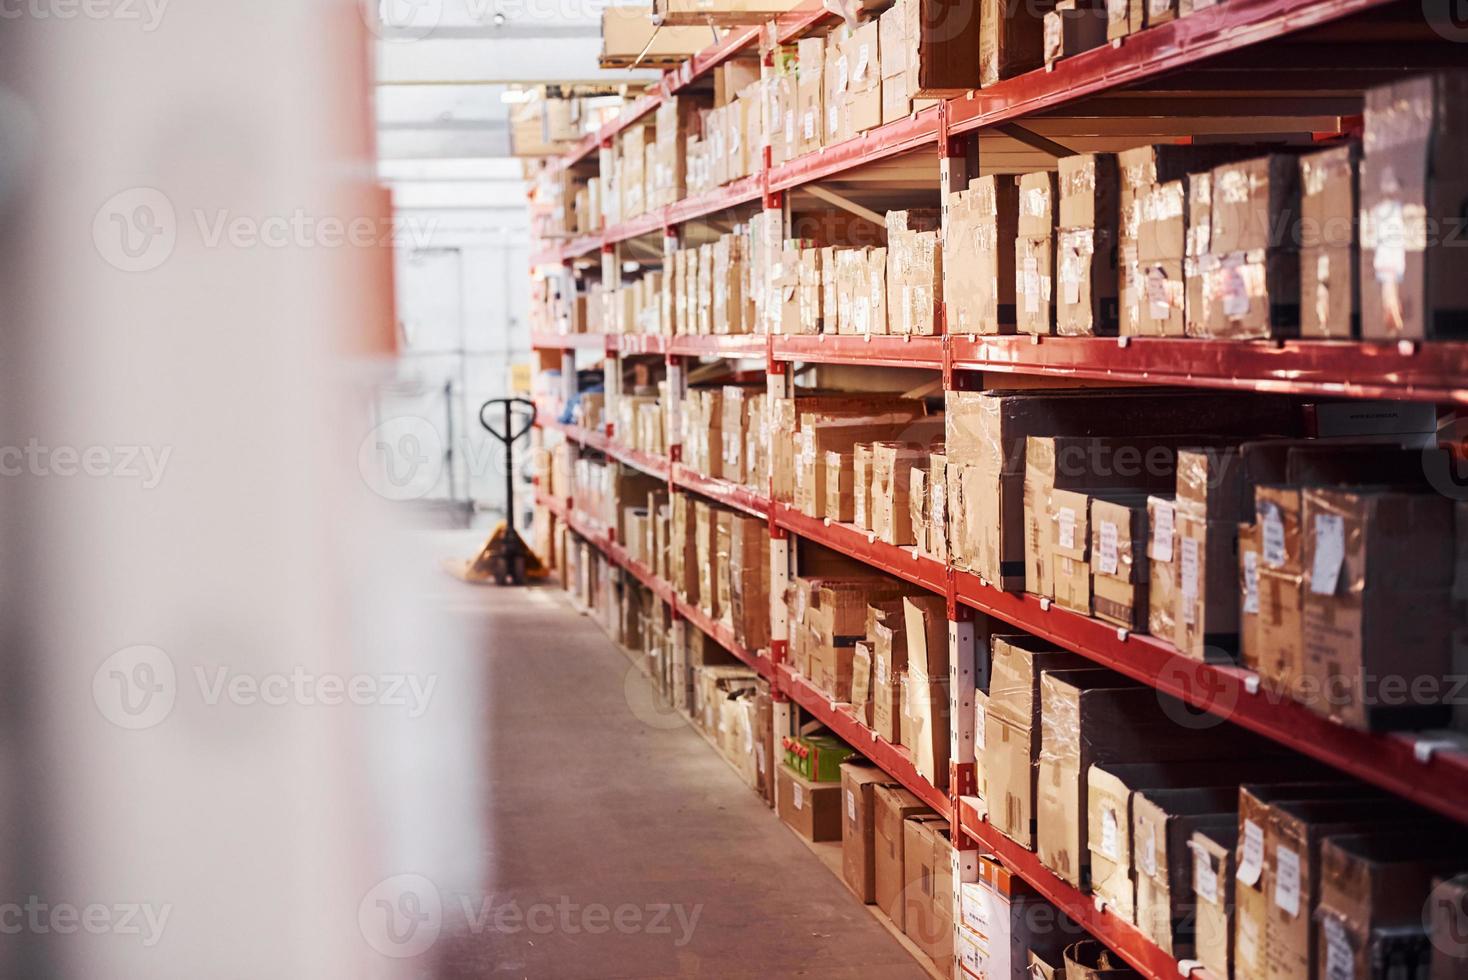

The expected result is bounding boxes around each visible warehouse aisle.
[428,555,930,980]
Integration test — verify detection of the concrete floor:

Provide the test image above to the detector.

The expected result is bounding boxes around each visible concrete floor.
[427,567,930,979]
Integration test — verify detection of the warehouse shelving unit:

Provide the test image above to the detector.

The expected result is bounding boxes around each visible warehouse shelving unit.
[531,0,1468,976]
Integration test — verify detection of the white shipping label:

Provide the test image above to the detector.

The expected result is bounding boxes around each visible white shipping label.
[854,44,870,83]
[1061,250,1082,306]
[1310,513,1345,596]
[1261,502,1286,567]
[1151,503,1175,562]
[1243,549,1260,614]
[1180,537,1200,624]
[792,781,805,810]
[1238,912,1261,968]
[756,743,767,773]
[1222,259,1250,317]
[1022,256,1041,314]
[876,657,888,687]
[1275,845,1301,916]
[836,56,849,92]
[1100,807,1119,859]
[828,106,839,134]
[1237,819,1265,886]
[1098,521,1119,575]
[1146,266,1172,320]
[1058,507,1077,550]
[1323,915,1353,980]
[847,788,857,822]
[975,701,986,750]
[1148,0,1170,16]
[1139,829,1157,877]
[785,115,795,145]
[1193,846,1219,904]
[803,111,815,140]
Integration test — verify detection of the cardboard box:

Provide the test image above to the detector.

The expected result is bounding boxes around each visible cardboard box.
[852,640,874,725]
[776,763,843,841]
[1050,487,1094,615]
[1316,833,1468,980]
[1045,0,1107,65]
[1299,144,1359,339]
[1036,672,1252,889]
[845,20,882,135]
[871,442,928,545]
[872,608,907,743]
[1092,495,1150,631]
[946,175,1020,334]
[985,643,1092,847]
[1133,787,1238,955]
[824,450,856,522]
[875,784,933,930]
[1239,521,1262,672]
[842,762,893,902]
[1056,152,1120,336]
[1106,0,1141,40]
[1300,487,1456,730]
[1174,511,1239,662]
[1199,155,1303,339]
[1193,825,1238,980]
[1017,171,1059,335]
[961,857,1083,980]
[904,595,951,788]
[1360,72,1468,341]
[903,816,955,971]
[823,33,850,145]
[982,0,1054,85]
[853,443,873,529]
[886,209,943,335]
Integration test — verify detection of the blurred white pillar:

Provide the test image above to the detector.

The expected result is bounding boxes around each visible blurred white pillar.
[0,1,410,978]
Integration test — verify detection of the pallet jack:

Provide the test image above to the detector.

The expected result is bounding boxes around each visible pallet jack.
[449,397,548,586]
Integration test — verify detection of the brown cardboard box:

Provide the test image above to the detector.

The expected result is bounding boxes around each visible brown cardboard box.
[903,596,951,787]
[1193,825,1238,979]
[871,442,928,545]
[875,784,933,930]
[1360,72,1468,341]
[798,245,824,332]
[845,20,882,135]
[852,641,874,725]
[824,450,856,522]
[982,0,1055,85]
[1261,798,1431,980]
[904,816,956,972]
[1036,672,1252,889]
[796,40,824,157]
[854,443,873,529]
[1106,0,1141,40]
[985,643,1093,847]
[1174,511,1239,662]
[1202,155,1304,339]
[1133,787,1238,955]
[1050,487,1094,615]
[1136,181,1188,337]
[946,175,1020,334]
[1239,521,1262,672]
[1254,484,1304,697]
[1299,144,1359,339]
[909,466,929,554]
[1092,495,1150,631]
[1017,171,1059,335]
[1057,152,1120,335]
[822,33,849,145]
[1045,0,1107,65]
[1300,487,1456,730]
[1316,833,1468,980]
[769,72,796,168]
[886,209,943,335]
[777,763,843,841]
[842,762,893,902]
[1185,171,1214,337]
[929,453,950,563]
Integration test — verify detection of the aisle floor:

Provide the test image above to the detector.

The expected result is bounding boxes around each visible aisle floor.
[429,561,931,979]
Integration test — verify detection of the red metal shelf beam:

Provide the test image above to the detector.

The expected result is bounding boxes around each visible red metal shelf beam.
[956,799,1203,980]
[529,331,611,351]
[947,335,1468,406]
[678,597,777,681]
[772,334,945,370]
[780,664,950,816]
[772,504,949,597]
[666,333,771,359]
[672,464,772,519]
[950,570,1468,824]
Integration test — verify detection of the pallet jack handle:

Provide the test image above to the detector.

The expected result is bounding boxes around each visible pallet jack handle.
[479,397,538,530]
